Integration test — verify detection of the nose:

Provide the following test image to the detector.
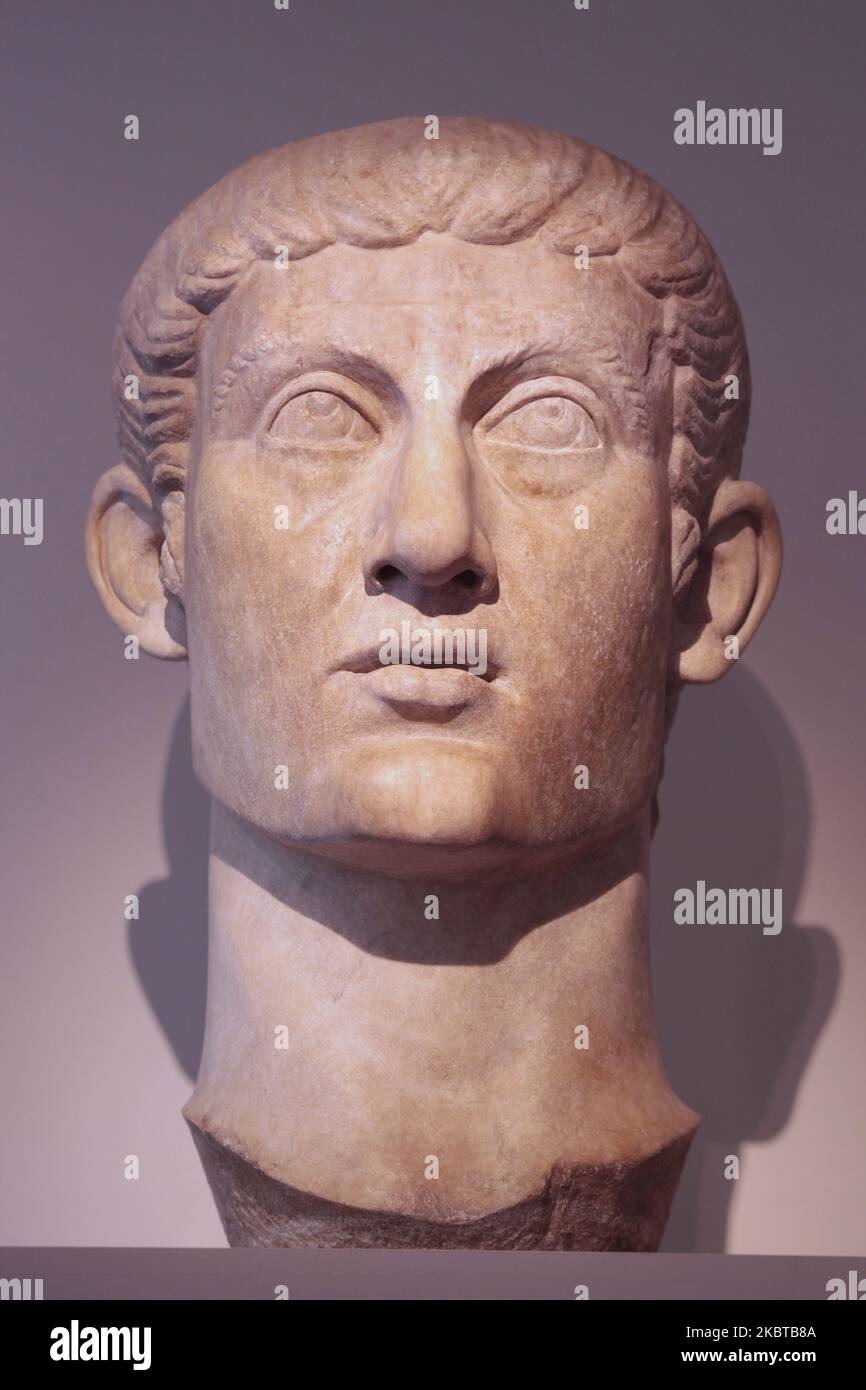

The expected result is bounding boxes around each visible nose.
[363,414,498,604]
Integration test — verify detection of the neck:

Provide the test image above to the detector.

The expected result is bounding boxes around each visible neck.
[184,802,697,1247]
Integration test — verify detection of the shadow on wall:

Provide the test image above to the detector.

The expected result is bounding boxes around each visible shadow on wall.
[654,671,838,1253]
[131,702,209,1082]
[132,670,838,1252]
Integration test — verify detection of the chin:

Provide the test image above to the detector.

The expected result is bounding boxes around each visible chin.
[282,740,624,882]
[284,737,517,878]
[340,738,500,839]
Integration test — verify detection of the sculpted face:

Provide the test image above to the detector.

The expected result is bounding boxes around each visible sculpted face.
[185,233,673,875]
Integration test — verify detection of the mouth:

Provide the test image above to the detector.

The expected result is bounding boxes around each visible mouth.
[363,665,494,722]
[332,635,500,721]
[335,645,499,683]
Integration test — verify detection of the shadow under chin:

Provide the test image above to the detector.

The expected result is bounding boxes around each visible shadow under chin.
[209,789,647,966]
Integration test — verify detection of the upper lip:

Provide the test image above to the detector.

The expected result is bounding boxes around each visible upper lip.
[334,641,499,682]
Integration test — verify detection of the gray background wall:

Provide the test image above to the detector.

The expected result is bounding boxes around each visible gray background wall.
[1,0,863,1254]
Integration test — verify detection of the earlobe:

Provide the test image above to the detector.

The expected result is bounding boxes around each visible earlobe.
[675,478,782,684]
[85,463,188,659]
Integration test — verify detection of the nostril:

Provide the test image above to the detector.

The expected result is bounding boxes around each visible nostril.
[375,563,481,589]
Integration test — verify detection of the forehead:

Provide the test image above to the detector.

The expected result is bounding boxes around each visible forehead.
[205,233,660,373]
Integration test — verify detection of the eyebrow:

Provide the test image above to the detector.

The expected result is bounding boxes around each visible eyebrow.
[465,342,654,437]
[211,330,655,438]
[211,335,397,412]
[460,347,560,418]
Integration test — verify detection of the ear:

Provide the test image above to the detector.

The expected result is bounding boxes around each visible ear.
[85,463,187,659]
[674,478,782,683]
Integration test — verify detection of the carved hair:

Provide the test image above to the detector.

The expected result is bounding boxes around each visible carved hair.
[113,117,749,534]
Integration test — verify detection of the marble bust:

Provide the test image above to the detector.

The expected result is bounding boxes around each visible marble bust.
[86,117,781,1249]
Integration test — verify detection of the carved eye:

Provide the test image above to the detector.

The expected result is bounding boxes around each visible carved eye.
[268,390,376,446]
[487,396,599,451]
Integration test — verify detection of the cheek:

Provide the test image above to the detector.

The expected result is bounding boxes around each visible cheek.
[187,446,352,643]
[184,450,341,817]
[501,456,670,673]
[497,463,670,809]
[183,457,316,784]
[576,473,670,711]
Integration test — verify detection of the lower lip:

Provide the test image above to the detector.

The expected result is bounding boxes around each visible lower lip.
[362,663,491,708]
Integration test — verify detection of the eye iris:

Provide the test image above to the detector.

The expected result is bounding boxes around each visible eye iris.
[494,396,598,449]
[271,391,371,443]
